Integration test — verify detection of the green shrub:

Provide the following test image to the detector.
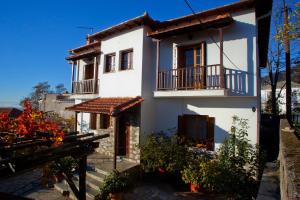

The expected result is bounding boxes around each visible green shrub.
[181,116,264,199]
[140,133,190,173]
[98,170,131,200]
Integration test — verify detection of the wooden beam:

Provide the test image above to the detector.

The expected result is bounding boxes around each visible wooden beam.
[219,28,225,88]
[78,155,87,200]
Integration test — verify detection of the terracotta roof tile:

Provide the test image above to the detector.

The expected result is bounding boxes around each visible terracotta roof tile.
[66,96,144,116]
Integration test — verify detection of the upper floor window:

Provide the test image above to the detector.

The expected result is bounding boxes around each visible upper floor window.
[105,53,116,73]
[120,49,133,70]
[84,64,94,80]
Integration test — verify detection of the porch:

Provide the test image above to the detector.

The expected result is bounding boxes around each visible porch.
[66,96,144,170]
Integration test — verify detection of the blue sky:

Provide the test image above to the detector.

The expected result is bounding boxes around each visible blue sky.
[0,0,297,107]
[0,0,241,107]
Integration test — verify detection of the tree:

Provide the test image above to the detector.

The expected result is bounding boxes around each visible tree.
[55,84,67,94]
[20,82,51,110]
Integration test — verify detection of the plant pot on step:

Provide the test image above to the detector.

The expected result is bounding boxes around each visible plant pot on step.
[190,183,201,192]
[109,192,123,200]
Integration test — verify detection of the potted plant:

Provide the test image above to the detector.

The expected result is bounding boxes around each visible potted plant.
[99,170,131,200]
[181,161,203,192]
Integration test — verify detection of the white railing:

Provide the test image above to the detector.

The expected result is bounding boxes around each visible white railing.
[72,79,99,94]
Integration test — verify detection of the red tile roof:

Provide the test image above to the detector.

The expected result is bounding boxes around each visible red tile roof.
[66,96,144,116]
[0,107,22,118]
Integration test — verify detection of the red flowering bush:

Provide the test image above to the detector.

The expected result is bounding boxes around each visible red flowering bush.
[0,101,64,144]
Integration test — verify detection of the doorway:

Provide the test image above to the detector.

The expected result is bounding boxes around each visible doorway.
[178,43,206,89]
[118,115,130,156]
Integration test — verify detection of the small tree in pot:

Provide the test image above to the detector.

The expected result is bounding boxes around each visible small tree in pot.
[98,170,131,200]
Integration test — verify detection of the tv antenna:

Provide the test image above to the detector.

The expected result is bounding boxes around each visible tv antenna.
[76,26,95,33]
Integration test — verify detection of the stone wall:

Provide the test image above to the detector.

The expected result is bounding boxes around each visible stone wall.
[127,114,140,163]
[95,128,114,157]
[95,111,141,163]
[279,119,300,200]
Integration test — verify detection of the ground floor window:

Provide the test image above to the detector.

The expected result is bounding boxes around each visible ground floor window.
[178,114,214,150]
[99,114,111,129]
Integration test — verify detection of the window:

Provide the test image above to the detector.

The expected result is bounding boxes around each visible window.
[120,49,133,70]
[178,114,214,150]
[90,113,97,130]
[84,64,94,80]
[105,53,116,73]
[99,114,111,129]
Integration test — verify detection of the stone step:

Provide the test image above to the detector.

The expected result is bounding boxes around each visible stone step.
[73,174,103,190]
[61,178,100,199]
[55,177,99,200]
[54,182,93,200]
[86,170,107,183]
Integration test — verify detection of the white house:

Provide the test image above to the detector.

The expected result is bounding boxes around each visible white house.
[66,0,272,164]
[261,81,300,114]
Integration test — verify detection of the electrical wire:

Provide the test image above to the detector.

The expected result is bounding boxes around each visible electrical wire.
[183,0,256,76]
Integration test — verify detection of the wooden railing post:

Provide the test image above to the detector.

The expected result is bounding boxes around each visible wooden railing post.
[219,28,225,88]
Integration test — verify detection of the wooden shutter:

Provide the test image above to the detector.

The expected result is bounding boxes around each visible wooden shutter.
[90,113,97,130]
[207,117,215,151]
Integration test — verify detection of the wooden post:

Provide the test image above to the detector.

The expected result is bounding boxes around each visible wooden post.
[71,61,75,93]
[77,60,80,81]
[155,39,160,90]
[93,56,98,94]
[78,155,87,200]
[75,112,78,132]
[112,116,119,170]
[219,28,225,88]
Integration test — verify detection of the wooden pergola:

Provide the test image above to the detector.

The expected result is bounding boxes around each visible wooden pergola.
[0,131,109,200]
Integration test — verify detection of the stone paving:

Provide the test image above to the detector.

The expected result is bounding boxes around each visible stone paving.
[0,169,68,200]
[124,181,226,200]
[256,162,280,200]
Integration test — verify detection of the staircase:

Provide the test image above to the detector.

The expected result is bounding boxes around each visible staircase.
[54,153,138,200]
[54,165,109,200]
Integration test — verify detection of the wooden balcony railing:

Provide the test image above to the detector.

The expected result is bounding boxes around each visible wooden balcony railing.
[157,64,225,90]
[72,79,99,94]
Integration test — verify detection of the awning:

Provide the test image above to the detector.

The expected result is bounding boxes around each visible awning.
[66,49,101,61]
[148,13,234,39]
[66,96,144,116]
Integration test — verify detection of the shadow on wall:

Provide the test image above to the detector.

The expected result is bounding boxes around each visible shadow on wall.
[225,68,247,95]
[222,20,255,96]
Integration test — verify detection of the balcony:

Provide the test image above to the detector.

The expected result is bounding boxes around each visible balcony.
[72,79,99,94]
[154,64,248,98]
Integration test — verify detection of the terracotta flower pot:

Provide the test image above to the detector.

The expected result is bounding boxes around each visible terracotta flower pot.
[190,183,200,192]
[109,192,123,200]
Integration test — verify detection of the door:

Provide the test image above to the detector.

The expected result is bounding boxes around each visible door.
[118,115,130,156]
[178,43,205,89]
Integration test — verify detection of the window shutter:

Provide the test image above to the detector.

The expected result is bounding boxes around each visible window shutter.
[90,113,97,130]
[178,115,183,137]
[207,117,215,150]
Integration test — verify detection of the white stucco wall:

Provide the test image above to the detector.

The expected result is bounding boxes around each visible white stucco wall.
[71,8,260,150]
[153,97,258,149]
[98,27,144,97]
[158,9,257,96]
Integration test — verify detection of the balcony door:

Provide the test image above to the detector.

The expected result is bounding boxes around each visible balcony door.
[84,64,94,80]
[178,43,205,89]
